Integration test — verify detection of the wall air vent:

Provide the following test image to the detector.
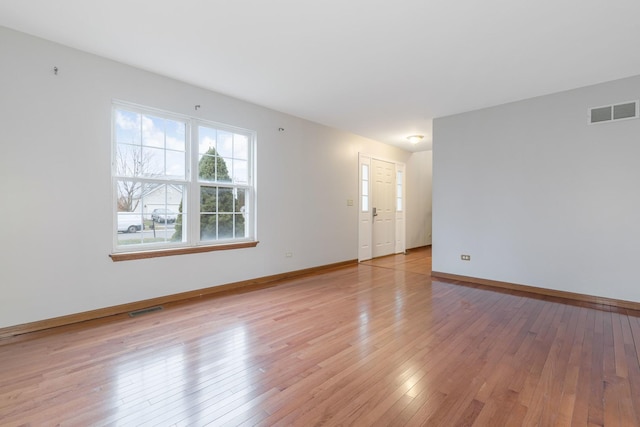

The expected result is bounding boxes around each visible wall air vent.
[589,101,639,124]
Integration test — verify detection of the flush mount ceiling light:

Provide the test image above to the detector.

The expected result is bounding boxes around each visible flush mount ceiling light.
[407,135,424,144]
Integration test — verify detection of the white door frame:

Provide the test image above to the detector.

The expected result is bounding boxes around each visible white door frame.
[358,153,406,261]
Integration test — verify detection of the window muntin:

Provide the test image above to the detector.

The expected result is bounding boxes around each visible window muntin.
[113,103,255,253]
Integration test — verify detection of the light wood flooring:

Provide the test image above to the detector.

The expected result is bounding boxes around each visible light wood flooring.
[1,246,640,426]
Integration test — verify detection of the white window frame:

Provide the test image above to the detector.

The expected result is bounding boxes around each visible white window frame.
[111,101,256,255]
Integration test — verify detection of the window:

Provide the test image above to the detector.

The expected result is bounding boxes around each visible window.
[361,164,369,212]
[396,170,403,212]
[112,103,255,255]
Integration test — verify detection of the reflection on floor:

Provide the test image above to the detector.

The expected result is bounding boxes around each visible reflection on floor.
[2,245,640,425]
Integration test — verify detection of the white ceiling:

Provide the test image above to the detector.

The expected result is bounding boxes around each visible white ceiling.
[2,0,640,152]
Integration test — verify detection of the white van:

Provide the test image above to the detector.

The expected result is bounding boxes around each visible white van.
[117,213,144,233]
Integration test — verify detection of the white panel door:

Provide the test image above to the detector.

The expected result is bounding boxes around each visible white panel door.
[372,159,395,258]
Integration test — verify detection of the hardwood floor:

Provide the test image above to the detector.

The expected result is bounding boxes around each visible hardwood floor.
[1,246,640,426]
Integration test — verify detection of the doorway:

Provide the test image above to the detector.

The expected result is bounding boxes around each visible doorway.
[358,153,405,261]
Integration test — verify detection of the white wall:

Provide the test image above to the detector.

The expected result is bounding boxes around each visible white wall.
[406,150,432,248]
[433,74,640,303]
[0,26,427,328]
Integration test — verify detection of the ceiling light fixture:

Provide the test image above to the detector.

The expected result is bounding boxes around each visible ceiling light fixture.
[407,135,424,144]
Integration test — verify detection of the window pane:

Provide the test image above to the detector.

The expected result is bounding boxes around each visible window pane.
[150,223,176,241]
[234,134,249,160]
[234,188,246,213]
[117,179,146,212]
[396,171,403,212]
[116,144,141,176]
[218,214,234,239]
[143,147,165,176]
[234,214,246,238]
[200,214,217,241]
[117,180,184,245]
[199,186,238,241]
[199,126,217,154]
[166,119,186,152]
[142,115,165,148]
[166,150,185,178]
[233,159,248,184]
[200,187,217,213]
[200,187,235,213]
[115,110,141,145]
[217,131,233,157]
[172,199,187,243]
[361,163,369,212]
[218,188,234,213]
[198,127,250,185]
[198,154,216,182]
[117,213,146,246]
[219,158,233,182]
[116,183,184,246]
[115,110,189,180]
[198,154,231,183]
[147,185,182,221]
[116,126,186,179]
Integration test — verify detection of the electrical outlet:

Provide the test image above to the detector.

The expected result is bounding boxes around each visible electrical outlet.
[347,199,354,206]
[461,254,471,261]
[285,252,293,258]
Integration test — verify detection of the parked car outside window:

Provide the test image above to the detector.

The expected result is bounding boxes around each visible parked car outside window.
[152,208,177,223]
[117,213,144,233]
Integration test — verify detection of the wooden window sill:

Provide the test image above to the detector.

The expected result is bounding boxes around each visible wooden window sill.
[110,241,259,262]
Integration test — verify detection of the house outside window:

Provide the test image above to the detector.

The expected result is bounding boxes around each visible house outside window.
[112,103,255,254]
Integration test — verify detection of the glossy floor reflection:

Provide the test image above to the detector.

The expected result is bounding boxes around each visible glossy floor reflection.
[1,247,640,425]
